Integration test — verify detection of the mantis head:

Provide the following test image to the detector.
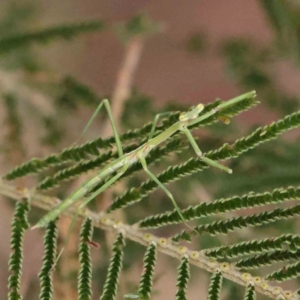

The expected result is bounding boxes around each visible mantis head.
[179,103,204,122]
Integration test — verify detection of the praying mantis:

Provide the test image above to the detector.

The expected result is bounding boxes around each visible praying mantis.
[32,90,256,231]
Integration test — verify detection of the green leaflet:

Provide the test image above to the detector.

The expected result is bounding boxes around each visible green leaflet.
[78,218,93,300]
[175,256,190,300]
[100,233,125,300]
[207,270,223,300]
[243,284,256,300]
[38,221,57,300]
[8,201,30,300]
[137,243,157,300]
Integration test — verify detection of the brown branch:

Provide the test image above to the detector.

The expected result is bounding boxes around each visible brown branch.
[102,36,144,136]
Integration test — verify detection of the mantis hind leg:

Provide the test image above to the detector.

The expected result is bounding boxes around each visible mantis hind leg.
[80,99,124,157]
[182,127,232,174]
[138,154,194,230]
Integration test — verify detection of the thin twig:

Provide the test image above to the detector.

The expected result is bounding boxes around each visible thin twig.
[102,36,144,136]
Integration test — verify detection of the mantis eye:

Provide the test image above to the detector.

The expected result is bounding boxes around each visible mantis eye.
[196,103,204,111]
[179,114,186,121]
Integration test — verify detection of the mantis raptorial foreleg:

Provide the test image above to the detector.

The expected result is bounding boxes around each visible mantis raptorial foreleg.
[182,127,232,174]
[80,99,124,157]
[148,112,171,140]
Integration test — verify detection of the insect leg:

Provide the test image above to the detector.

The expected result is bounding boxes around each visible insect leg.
[148,112,171,140]
[80,99,124,157]
[138,154,193,230]
[182,127,232,174]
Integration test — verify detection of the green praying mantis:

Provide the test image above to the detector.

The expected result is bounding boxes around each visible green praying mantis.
[32,90,256,232]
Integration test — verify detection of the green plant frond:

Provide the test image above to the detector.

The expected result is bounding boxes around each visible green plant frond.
[38,221,57,300]
[78,218,93,300]
[138,107,300,228]
[204,234,300,260]
[266,260,300,282]
[100,233,125,300]
[217,97,260,121]
[207,270,223,300]
[4,135,116,180]
[0,20,105,54]
[8,200,30,300]
[138,186,300,229]
[3,119,169,181]
[188,94,259,131]
[243,284,256,300]
[236,249,300,270]
[137,242,157,300]
[38,137,183,191]
[4,91,256,181]
[58,76,101,108]
[172,204,300,241]
[175,256,190,300]
[37,151,114,190]
[208,108,300,161]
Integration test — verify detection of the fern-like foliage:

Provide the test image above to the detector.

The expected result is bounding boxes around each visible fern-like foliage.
[4,2,300,298]
[8,200,30,300]
[204,234,300,260]
[112,106,300,215]
[37,137,183,191]
[58,76,101,108]
[175,256,190,300]
[38,221,57,300]
[78,218,93,300]
[0,20,105,53]
[172,204,300,242]
[4,91,257,181]
[236,249,300,270]
[4,136,113,180]
[207,270,223,300]
[100,233,125,300]
[137,242,157,300]
[140,186,300,229]
[266,261,300,282]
